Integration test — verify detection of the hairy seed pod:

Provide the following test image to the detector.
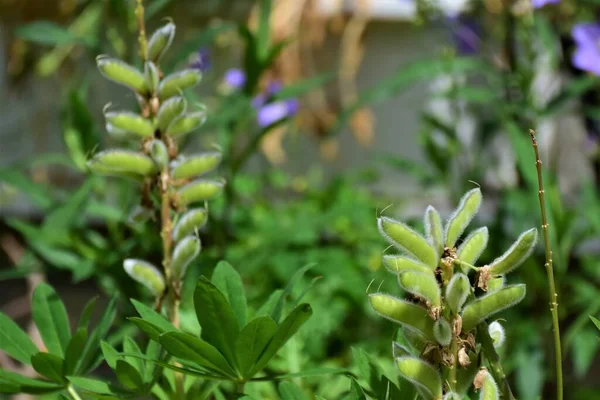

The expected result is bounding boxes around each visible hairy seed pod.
[176,179,224,206]
[166,109,207,138]
[145,61,160,94]
[149,140,169,170]
[424,206,444,257]
[156,97,186,132]
[488,321,505,348]
[87,150,157,178]
[487,276,505,293]
[172,208,208,242]
[433,318,452,346]
[446,273,470,314]
[104,111,154,138]
[105,123,134,141]
[369,294,435,340]
[382,255,432,275]
[170,152,222,180]
[395,356,443,399]
[445,188,482,248]
[147,22,176,62]
[378,217,438,268]
[475,369,499,400]
[457,227,489,267]
[392,342,412,358]
[489,228,537,276]
[402,326,427,353]
[159,69,203,100]
[171,236,201,280]
[123,259,165,296]
[461,284,526,331]
[397,270,441,306]
[97,56,147,93]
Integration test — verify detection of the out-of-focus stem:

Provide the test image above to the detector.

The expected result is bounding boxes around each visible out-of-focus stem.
[135,0,148,61]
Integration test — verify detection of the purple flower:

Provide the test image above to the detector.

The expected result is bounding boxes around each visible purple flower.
[223,68,246,89]
[448,16,480,56]
[532,0,560,8]
[189,48,210,72]
[571,23,600,76]
[256,99,299,127]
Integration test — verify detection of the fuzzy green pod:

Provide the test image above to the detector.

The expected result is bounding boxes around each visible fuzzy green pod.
[446,273,470,314]
[87,150,157,178]
[395,356,443,399]
[489,228,537,276]
[171,236,201,280]
[369,294,435,340]
[382,255,432,275]
[445,188,482,248]
[172,208,208,242]
[159,69,202,100]
[461,284,526,331]
[392,342,412,358]
[433,318,452,346]
[123,259,165,296]
[166,110,207,138]
[478,370,499,400]
[397,271,441,307]
[149,140,169,170]
[488,321,505,348]
[176,179,224,206]
[147,22,175,62]
[145,61,160,94]
[487,276,505,293]
[457,227,488,267]
[104,111,154,138]
[170,152,222,180]
[424,206,444,257]
[105,123,133,141]
[378,217,438,269]
[402,326,427,353]
[156,97,186,132]
[97,56,147,93]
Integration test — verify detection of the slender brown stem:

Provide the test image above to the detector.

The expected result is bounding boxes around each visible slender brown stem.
[529,129,563,400]
[135,0,148,62]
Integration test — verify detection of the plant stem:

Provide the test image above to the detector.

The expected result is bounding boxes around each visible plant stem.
[477,323,515,400]
[237,381,246,394]
[135,0,148,62]
[67,385,83,400]
[529,129,563,400]
[449,330,458,393]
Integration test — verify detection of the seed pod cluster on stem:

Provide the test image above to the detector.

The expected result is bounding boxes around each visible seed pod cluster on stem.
[370,188,537,399]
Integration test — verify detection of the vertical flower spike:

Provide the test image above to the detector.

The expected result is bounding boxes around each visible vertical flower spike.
[146,22,176,63]
[475,369,499,400]
[489,228,537,276]
[395,357,443,399]
[378,217,438,268]
[433,317,452,346]
[382,255,432,275]
[397,271,441,307]
[171,236,201,280]
[445,188,482,248]
[425,206,444,258]
[369,294,435,340]
[446,273,470,314]
[457,227,489,266]
[461,284,526,331]
[123,259,166,297]
[97,56,148,94]
[488,321,505,348]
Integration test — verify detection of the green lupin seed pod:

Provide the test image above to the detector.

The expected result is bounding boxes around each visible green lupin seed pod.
[105,123,133,141]
[123,259,165,296]
[489,228,537,276]
[488,321,505,348]
[87,150,157,178]
[147,22,175,63]
[378,217,438,269]
[149,140,169,170]
[395,356,443,399]
[446,273,470,314]
[156,97,186,132]
[382,255,432,275]
[402,326,427,353]
[166,109,207,138]
[97,56,147,93]
[487,276,505,293]
[369,294,435,340]
[159,69,203,100]
[145,61,160,94]
[445,188,482,248]
[104,111,154,138]
[172,208,208,242]
[477,370,499,400]
[461,284,526,331]
[433,317,452,346]
[171,236,201,280]
[176,179,224,206]
[457,227,488,266]
[392,342,412,358]
[397,270,441,307]
[424,206,444,257]
[170,152,222,180]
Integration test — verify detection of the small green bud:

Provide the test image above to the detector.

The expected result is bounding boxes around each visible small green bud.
[378,217,438,269]
[171,236,201,280]
[147,22,175,62]
[424,206,444,257]
[395,356,443,399]
[382,255,432,275]
[487,276,505,293]
[123,259,165,296]
[176,179,224,206]
[156,96,186,132]
[488,321,505,348]
[489,228,537,276]
[446,273,470,314]
[149,140,169,170]
[457,227,488,267]
[159,69,202,100]
[97,56,147,93]
[475,369,499,400]
[369,293,435,340]
[145,61,160,94]
[170,152,222,180]
[172,208,208,242]
[397,270,441,307]
[87,150,157,178]
[445,188,482,248]
[433,317,452,346]
[105,111,154,139]
[461,284,526,331]
[166,109,207,138]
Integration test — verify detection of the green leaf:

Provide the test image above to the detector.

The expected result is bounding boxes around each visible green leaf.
[212,261,247,327]
[347,378,367,400]
[278,381,307,400]
[253,368,346,381]
[378,217,437,268]
[591,316,600,332]
[0,312,39,364]
[270,263,315,323]
[0,369,63,394]
[78,295,117,374]
[194,277,240,368]
[273,72,334,101]
[123,337,145,377]
[100,341,121,370]
[444,188,482,248]
[0,169,53,210]
[32,283,71,357]
[137,358,228,381]
[115,360,144,390]
[63,327,87,376]
[31,352,66,384]
[15,21,82,46]
[235,316,277,377]
[256,289,283,317]
[76,297,97,331]
[572,328,600,378]
[41,179,94,237]
[131,299,177,337]
[129,318,168,342]
[257,0,272,61]
[67,376,125,396]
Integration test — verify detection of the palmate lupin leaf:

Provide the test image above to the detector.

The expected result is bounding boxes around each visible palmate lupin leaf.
[382,255,432,275]
[172,208,208,242]
[147,22,176,62]
[446,273,470,314]
[378,217,438,268]
[424,206,444,257]
[395,357,443,399]
[457,227,488,266]
[397,270,441,306]
[445,188,482,248]
[159,69,203,100]
[369,294,435,340]
[489,228,538,276]
[97,56,147,93]
[461,284,526,331]
[170,152,222,180]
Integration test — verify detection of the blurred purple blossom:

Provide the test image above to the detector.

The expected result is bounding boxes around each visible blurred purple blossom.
[448,16,480,55]
[223,68,246,89]
[189,48,211,72]
[256,99,299,127]
[571,23,600,75]
[532,0,560,8]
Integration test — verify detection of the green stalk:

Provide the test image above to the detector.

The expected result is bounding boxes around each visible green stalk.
[529,130,563,400]
[135,0,148,61]
[67,385,83,400]
[477,323,515,400]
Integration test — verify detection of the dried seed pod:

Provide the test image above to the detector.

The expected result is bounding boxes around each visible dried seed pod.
[123,259,165,296]
[424,205,444,257]
[446,273,470,314]
[433,317,452,346]
[145,61,160,94]
[172,208,208,242]
[382,255,432,275]
[369,294,435,340]
[489,228,537,276]
[445,188,482,248]
[395,356,443,399]
[170,152,222,180]
[457,227,488,267]
[149,140,169,170]
[488,321,505,348]
[475,369,499,400]
[97,56,147,94]
[171,236,201,280]
[397,270,441,307]
[156,97,187,132]
[147,22,176,63]
[378,217,438,269]
[487,276,505,293]
[461,284,526,331]
[176,179,224,206]
[104,111,154,138]
[166,109,207,138]
[87,150,157,178]
[159,69,203,100]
